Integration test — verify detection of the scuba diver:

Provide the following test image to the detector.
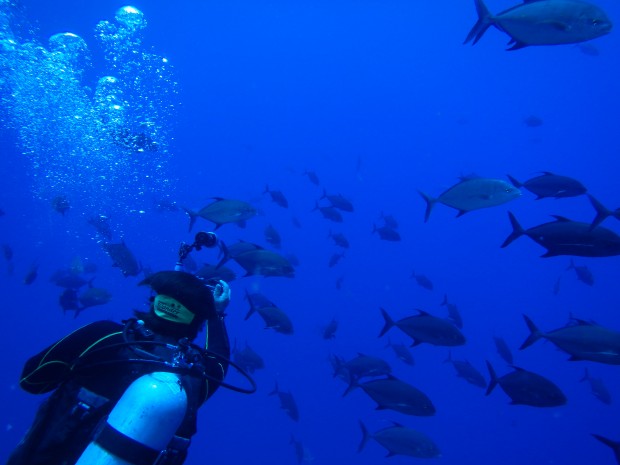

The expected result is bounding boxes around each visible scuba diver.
[7,232,255,465]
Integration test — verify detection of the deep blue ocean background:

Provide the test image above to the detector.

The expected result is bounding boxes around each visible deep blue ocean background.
[1,0,619,464]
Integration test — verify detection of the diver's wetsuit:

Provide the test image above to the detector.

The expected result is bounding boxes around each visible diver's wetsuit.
[7,317,229,465]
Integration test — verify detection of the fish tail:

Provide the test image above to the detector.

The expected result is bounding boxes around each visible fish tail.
[357,420,370,453]
[183,207,198,232]
[215,241,230,269]
[268,381,279,396]
[243,290,257,321]
[566,259,576,271]
[418,191,436,223]
[464,0,494,45]
[485,361,498,396]
[378,307,395,338]
[591,434,620,457]
[506,174,522,188]
[443,350,453,364]
[580,368,590,383]
[263,184,270,194]
[588,194,612,230]
[342,378,359,397]
[500,212,524,248]
[519,314,543,350]
[440,293,448,306]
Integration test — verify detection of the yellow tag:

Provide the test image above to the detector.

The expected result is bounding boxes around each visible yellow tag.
[153,294,195,324]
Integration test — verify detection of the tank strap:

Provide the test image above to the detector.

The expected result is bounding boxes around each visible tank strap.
[94,422,160,465]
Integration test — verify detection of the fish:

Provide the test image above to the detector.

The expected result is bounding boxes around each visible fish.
[2,244,13,261]
[312,202,343,222]
[184,197,257,231]
[553,276,561,295]
[464,0,612,50]
[358,421,441,458]
[49,269,93,289]
[441,294,463,329]
[244,290,294,334]
[384,337,415,366]
[263,185,289,208]
[101,241,141,277]
[59,288,80,314]
[269,383,299,421]
[195,263,236,282]
[580,368,612,405]
[501,212,620,257]
[264,224,282,249]
[321,189,354,212]
[335,275,344,290]
[328,231,349,248]
[420,176,520,222]
[587,195,620,230]
[372,225,401,242]
[51,195,70,216]
[444,351,486,388]
[379,308,466,347]
[411,271,433,291]
[486,361,567,407]
[576,42,600,56]
[566,259,594,286]
[232,341,265,373]
[328,252,345,268]
[303,170,320,186]
[216,240,262,268]
[23,261,39,285]
[232,247,295,278]
[290,435,313,464]
[331,353,392,384]
[506,172,587,199]
[88,215,113,240]
[322,318,338,339]
[591,434,620,465]
[346,375,436,416]
[493,336,514,365]
[78,287,112,310]
[523,115,543,127]
[520,314,620,365]
[380,212,399,229]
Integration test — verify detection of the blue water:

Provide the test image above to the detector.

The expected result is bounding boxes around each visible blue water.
[1,0,619,464]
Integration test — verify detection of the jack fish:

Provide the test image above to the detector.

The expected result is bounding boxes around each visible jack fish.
[464,0,612,50]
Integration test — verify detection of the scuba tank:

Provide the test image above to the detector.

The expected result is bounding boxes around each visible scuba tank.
[75,372,187,465]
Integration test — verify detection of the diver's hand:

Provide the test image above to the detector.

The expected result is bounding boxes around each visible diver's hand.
[213,280,231,315]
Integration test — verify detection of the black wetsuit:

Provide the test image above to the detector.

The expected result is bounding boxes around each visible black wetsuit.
[7,317,229,465]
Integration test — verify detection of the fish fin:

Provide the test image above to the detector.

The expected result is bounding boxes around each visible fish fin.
[506,39,528,50]
[415,308,431,316]
[268,382,279,396]
[506,174,522,188]
[464,0,494,45]
[551,215,571,222]
[591,434,620,457]
[580,368,590,382]
[456,209,468,217]
[568,355,585,361]
[418,191,436,223]
[378,308,395,338]
[183,207,198,232]
[587,194,611,230]
[501,212,525,248]
[485,360,498,396]
[357,421,370,453]
[519,314,544,350]
[540,250,559,258]
[410,339,423,347]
